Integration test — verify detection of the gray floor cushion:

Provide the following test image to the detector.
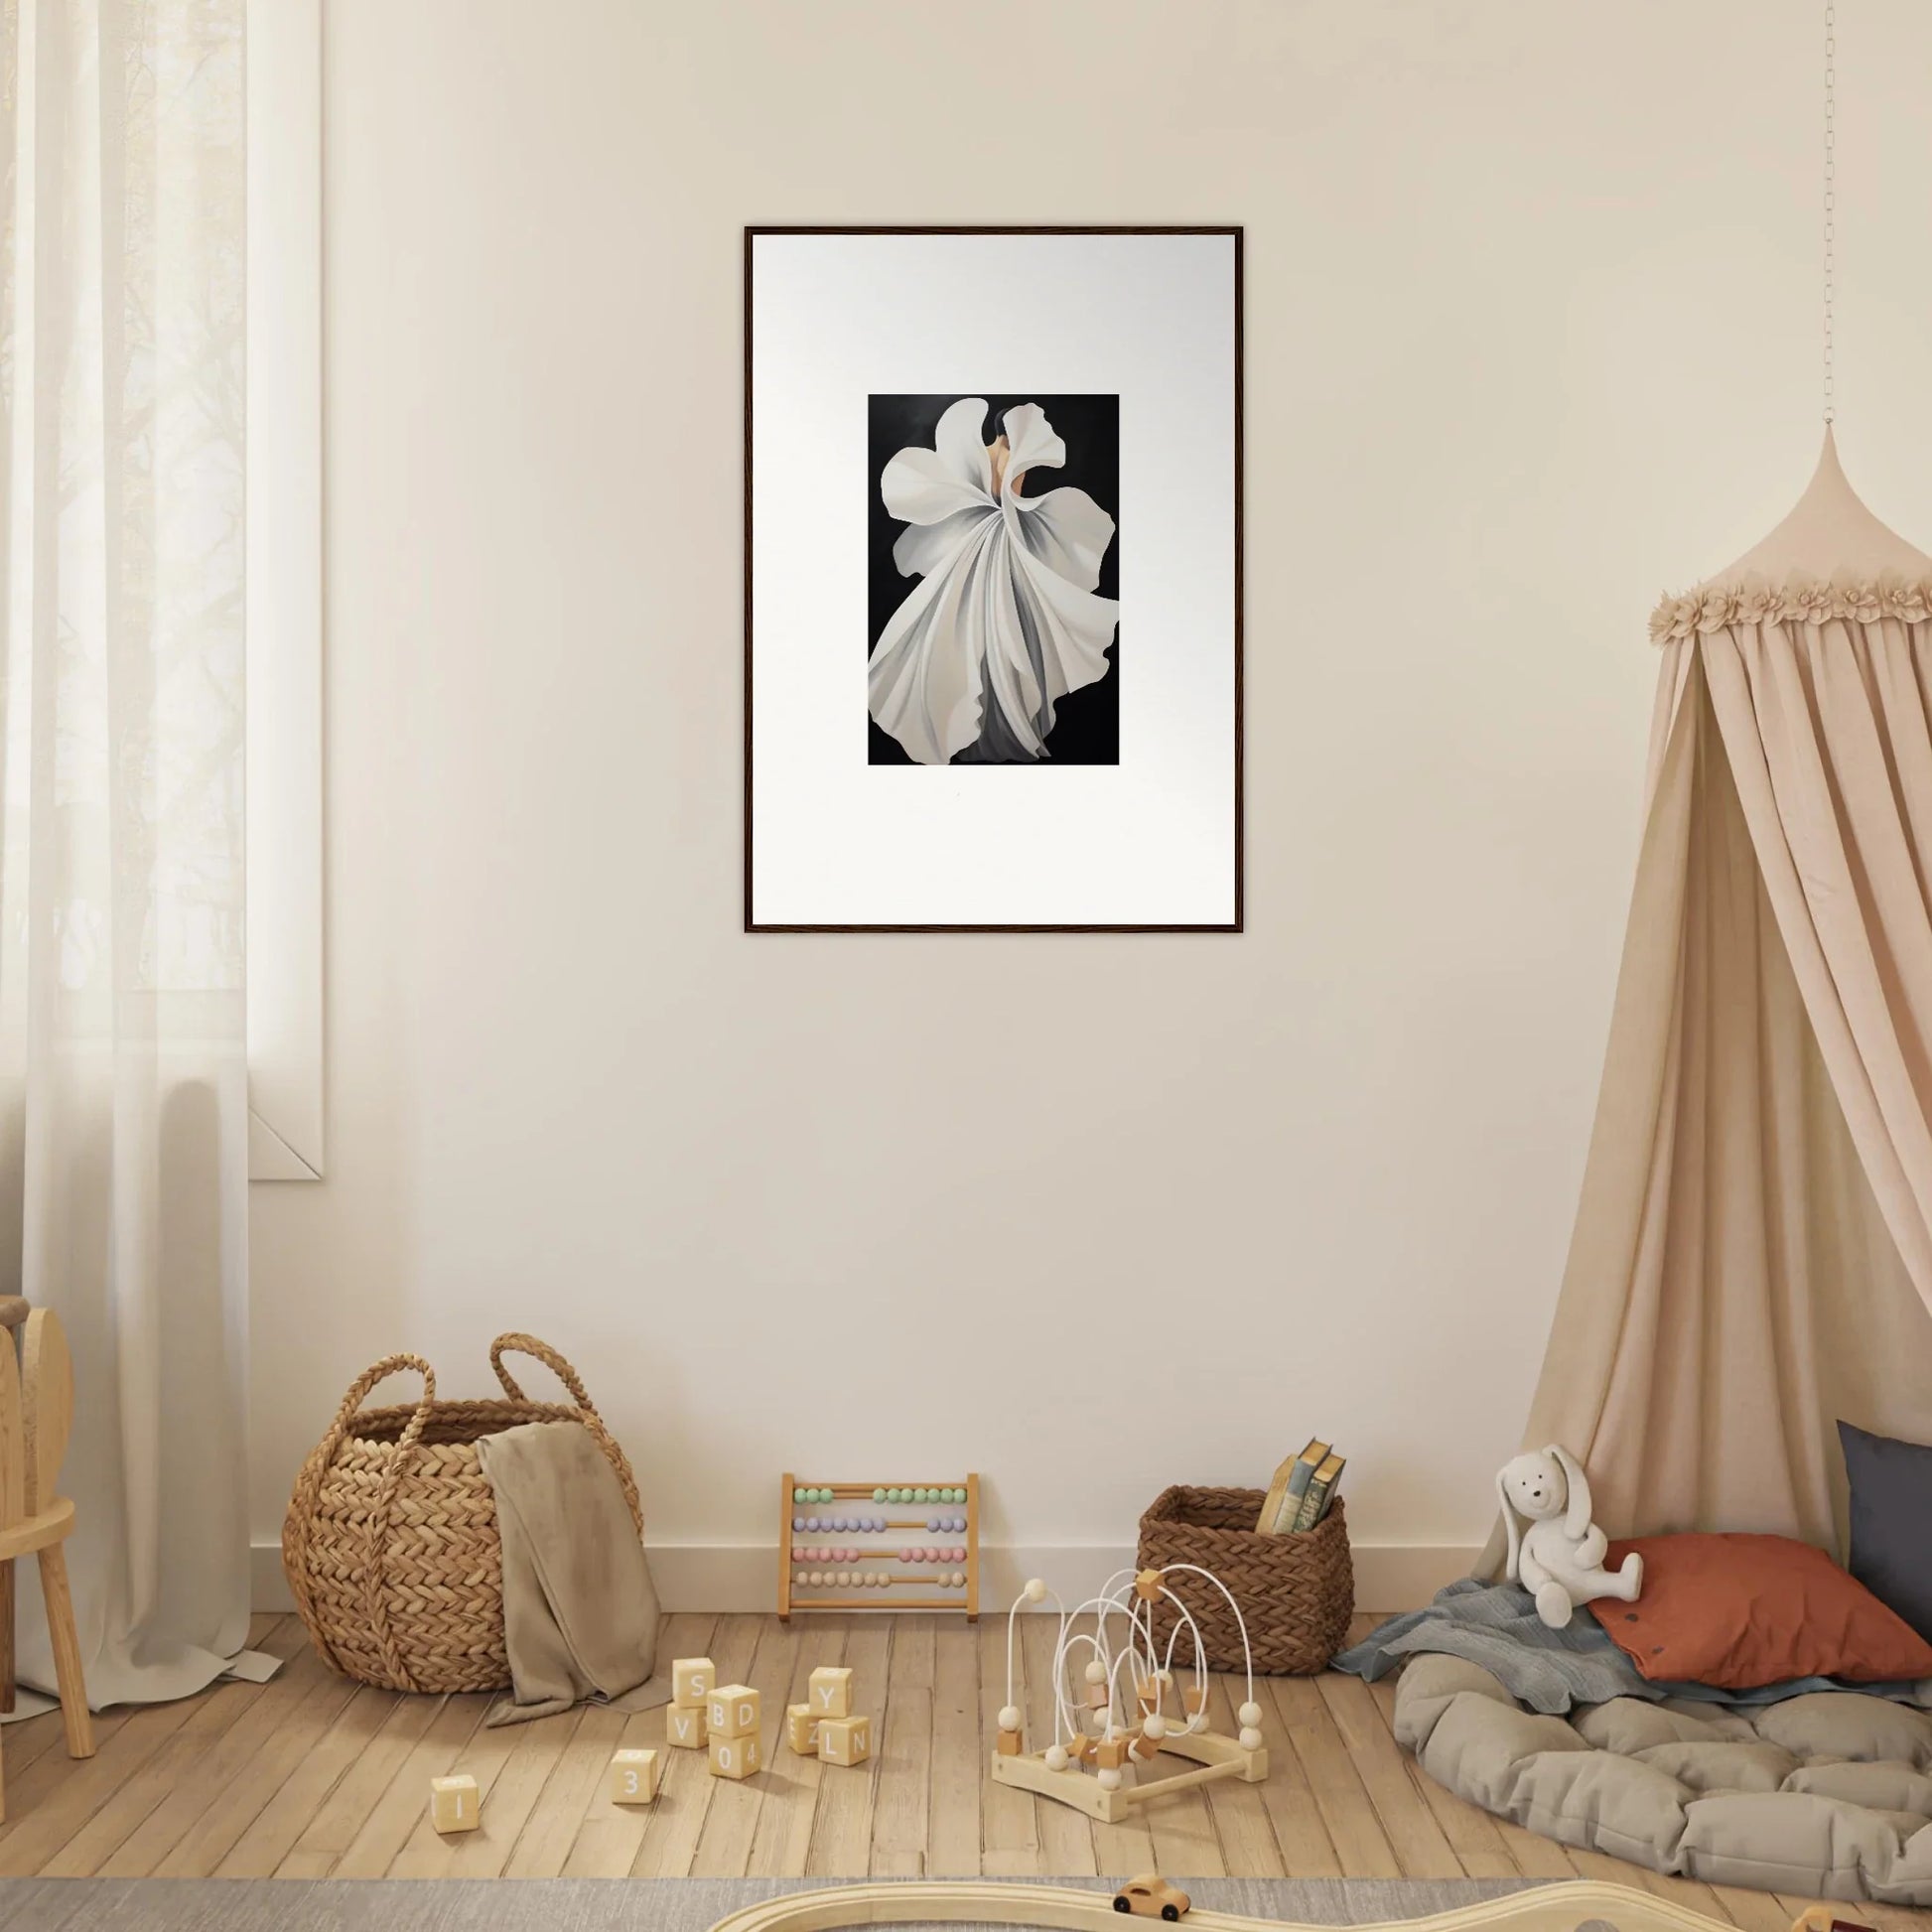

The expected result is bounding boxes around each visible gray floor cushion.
[1395,1652,1932,1904]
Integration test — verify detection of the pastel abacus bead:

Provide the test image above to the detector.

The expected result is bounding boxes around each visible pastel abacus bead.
[792,1486,805,1504]
[872,1486,886,1503]
[809,1571,824,1587]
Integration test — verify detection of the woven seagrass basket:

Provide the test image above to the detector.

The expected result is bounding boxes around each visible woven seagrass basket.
[1137,1484,1353,1675]
[281,1333,641,1694]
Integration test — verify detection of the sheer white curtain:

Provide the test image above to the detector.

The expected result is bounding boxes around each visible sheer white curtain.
[0,0,252,1709]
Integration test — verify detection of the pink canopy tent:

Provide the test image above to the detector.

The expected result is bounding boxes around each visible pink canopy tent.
[1504,432,1932,1550]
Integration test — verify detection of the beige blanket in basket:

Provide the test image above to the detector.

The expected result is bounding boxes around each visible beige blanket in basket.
[476,1419,673,1725]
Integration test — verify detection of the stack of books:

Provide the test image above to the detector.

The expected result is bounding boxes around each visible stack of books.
[1255,1438,1346,1535]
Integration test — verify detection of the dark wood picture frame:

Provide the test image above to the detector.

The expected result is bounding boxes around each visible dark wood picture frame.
[744,224,1243,934]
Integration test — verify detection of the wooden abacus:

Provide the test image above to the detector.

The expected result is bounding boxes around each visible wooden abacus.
[776,1472,980,1621]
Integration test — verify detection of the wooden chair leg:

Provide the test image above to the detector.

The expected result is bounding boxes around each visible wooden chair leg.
[37,1544,92,1759]
[0,1558,14,1715]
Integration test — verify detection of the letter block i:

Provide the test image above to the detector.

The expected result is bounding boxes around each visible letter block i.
[429,1774,480,1834]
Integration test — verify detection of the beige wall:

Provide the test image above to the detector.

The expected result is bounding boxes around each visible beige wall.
[250,0,1932,1602]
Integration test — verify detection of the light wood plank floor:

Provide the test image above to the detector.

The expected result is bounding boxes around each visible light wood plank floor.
[0,1610,1922,1932]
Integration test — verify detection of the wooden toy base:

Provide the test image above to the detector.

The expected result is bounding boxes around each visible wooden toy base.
[703,1874,1746,1932]
[989,1724,1264,1824]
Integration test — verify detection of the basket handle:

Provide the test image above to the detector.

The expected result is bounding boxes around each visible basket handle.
[487,1333,642,1538]
[283,1353,435,1690]
[489,1333,600,1411]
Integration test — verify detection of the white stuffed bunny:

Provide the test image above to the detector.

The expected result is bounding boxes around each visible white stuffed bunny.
[1496,1445,1643,1629]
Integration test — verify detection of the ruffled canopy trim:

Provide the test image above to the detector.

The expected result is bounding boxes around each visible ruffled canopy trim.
[1649,576,1932,644]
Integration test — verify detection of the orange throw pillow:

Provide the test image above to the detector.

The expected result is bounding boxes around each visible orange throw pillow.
[1587,1533,1932,1689]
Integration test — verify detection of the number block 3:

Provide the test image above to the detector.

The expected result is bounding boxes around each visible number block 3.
[609,1748,658,1805]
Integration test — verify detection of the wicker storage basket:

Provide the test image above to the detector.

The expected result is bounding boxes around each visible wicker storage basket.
[1138,1484,1353,1676]
[282,1333,641,1694]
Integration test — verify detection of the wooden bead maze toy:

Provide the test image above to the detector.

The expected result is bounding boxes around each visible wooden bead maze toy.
[989,1564,1266,1825]
[776,1473,980,1619]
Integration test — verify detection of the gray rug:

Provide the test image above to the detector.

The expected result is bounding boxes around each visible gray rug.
[0,1875,1551,1931]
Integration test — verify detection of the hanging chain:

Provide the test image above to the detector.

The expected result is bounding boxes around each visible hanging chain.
[1823,0,1836,423]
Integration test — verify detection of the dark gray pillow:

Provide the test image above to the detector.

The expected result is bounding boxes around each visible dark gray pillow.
[1839,1419,1932,1644]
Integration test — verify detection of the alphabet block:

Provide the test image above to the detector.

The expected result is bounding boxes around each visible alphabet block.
[808,1665,853,1720]
[429,1774,480,1834]
[709,1729,762,1780]
[609,1747,658,1805]
[666,1703,709,1749]
[673,1656,716,1709]
[706,1684,760,1740]
[818,1715,872,1766]
[785,1702,822,1755]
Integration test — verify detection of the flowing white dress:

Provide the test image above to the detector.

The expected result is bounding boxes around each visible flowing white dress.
[869,399,1119,764]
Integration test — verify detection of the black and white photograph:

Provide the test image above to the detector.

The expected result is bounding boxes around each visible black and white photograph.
[746,227,1241,930]
[868,394,1121,767]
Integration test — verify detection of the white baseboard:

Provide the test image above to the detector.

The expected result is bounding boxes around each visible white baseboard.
[254,1539,1475,1619]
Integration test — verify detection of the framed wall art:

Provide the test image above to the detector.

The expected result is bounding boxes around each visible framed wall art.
[745,225,1242,932]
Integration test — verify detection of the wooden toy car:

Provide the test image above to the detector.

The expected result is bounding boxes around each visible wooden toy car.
[1113,1873,1190,1919]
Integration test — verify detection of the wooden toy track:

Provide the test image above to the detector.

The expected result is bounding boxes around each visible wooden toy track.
[705,1874,1754,1932]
